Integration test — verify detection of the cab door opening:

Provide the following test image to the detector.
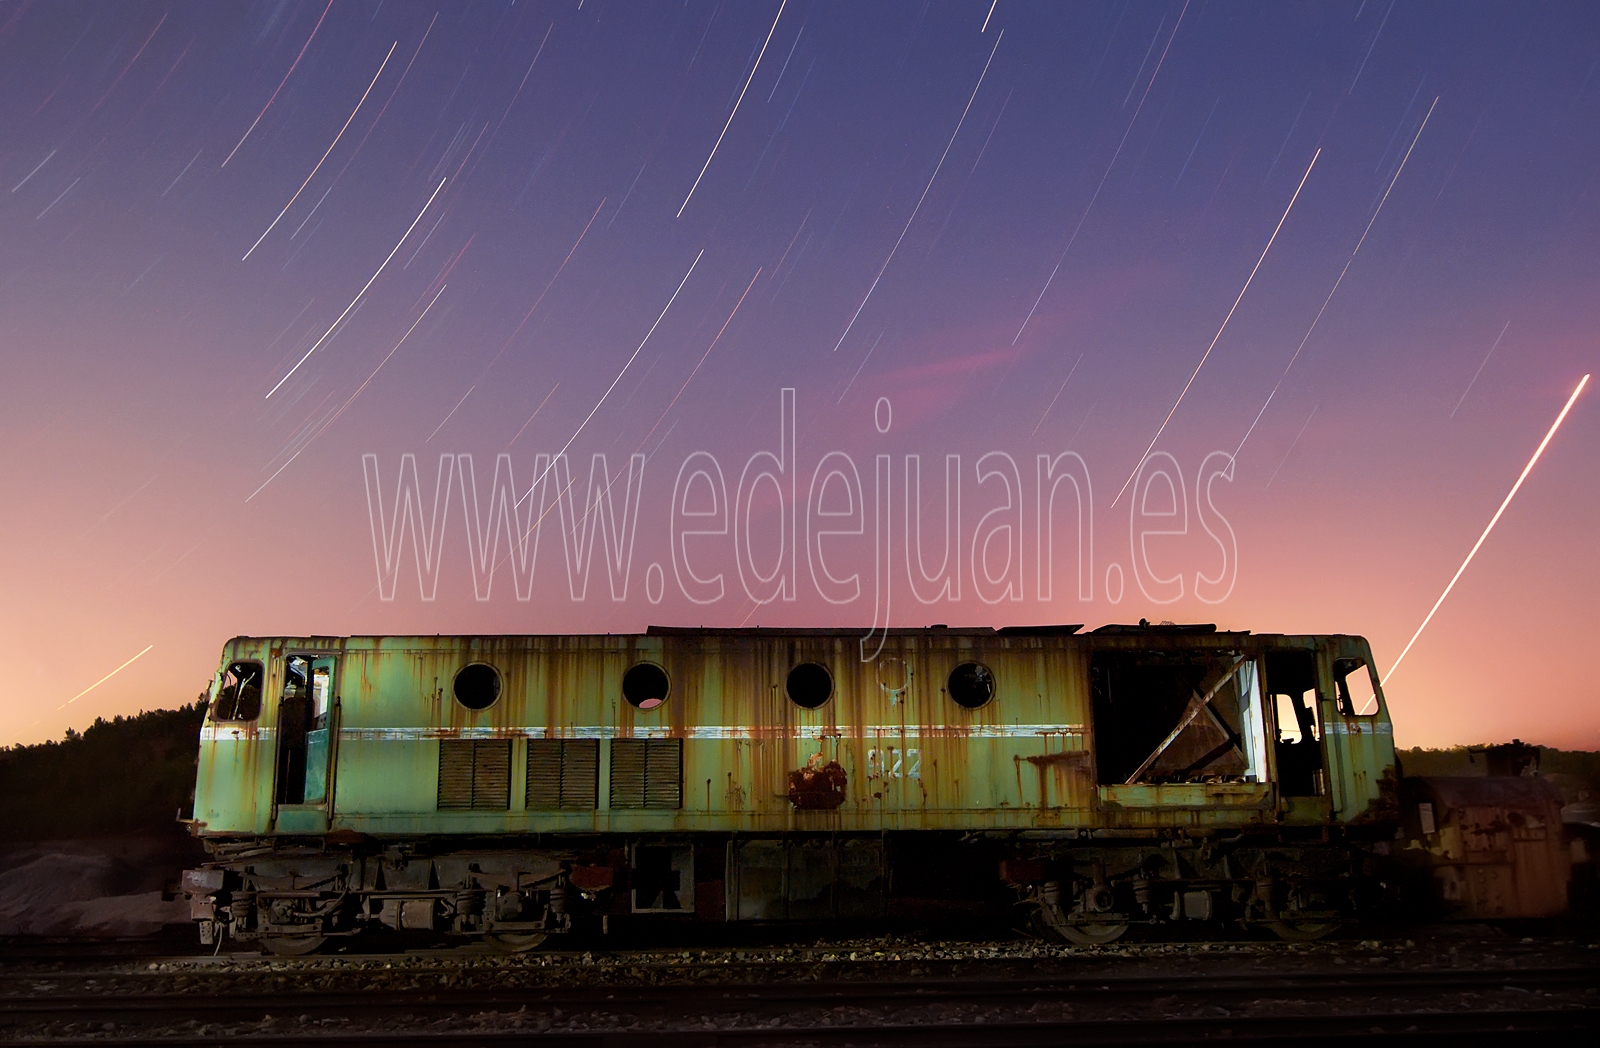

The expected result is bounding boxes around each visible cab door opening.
[1266,651,1325,797]
[275,655,335,806]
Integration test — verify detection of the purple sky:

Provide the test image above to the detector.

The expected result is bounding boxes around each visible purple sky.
[1,0,1596,748]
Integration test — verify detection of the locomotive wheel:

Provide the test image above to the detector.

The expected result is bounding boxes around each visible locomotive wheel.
[261,933,327,956]
[1037,905,1129,945]
[1055,920,1129,945]
[1267,919,1339,942]
[485,931,548,953]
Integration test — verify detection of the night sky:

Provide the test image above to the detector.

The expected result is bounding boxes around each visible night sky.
[2,0,1596,748]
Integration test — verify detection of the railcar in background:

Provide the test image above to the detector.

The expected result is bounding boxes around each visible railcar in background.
[181,624,1407,953]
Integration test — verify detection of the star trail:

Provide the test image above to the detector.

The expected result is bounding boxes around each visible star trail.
[0,1,1595,750]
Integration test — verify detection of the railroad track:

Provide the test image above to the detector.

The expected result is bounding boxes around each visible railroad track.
[4,966,1596,1045]
[2,1009,1597,1046]
[4,964,1597,1013]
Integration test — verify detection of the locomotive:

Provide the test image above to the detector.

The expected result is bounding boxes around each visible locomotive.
[177,623,1540,954]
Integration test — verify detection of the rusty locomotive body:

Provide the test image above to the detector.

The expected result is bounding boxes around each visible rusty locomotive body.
[182,623,1413,952]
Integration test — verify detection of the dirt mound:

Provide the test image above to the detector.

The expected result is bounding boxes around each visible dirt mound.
[0,837,194,938]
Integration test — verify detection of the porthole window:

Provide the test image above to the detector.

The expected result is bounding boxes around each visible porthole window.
[786,662,833,709]
[948,662,995,709]
[622,662,670,710]
[453,663,502,711]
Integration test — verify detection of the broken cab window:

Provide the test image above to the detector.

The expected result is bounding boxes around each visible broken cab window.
[1333,657,1380,716]
[1090,651,1267,785]
[212,662,263,721]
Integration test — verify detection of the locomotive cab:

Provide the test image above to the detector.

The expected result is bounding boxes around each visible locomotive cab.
[1085,630,1393,827]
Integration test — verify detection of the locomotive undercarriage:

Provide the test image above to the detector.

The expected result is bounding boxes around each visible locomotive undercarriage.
[184,829,1389,953]
[1004,831,1388,943]
[183,839,614,955]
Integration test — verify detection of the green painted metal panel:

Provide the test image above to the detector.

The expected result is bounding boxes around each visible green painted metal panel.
[273,806,327,833]
[1319,636,1398,823]
[192,637,275,834]
[333,739,439,813]
[191,629,1398,838]
[303,729,330,803]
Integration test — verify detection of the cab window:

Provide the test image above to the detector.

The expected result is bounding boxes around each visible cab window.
[310,661,332,728]
[1333,657,1381,716]
[211,662,263,722]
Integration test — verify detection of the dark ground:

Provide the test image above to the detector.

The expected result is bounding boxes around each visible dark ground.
[2,923,1598,1044]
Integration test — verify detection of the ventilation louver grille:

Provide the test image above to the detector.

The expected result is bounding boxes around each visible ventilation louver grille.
[437,739,510,810]
[610,739,682,809]
[526,739,599,810]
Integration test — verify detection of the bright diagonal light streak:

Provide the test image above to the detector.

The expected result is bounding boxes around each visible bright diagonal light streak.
[1031,353,1083,436]
[1451,318,1509,418]
[677,0,788,218]
[766,25,803,103]
[982,1,998,32]
[569,265,759,545]
[242,41,397,261]
[293,17,438,224]
[837,329,884,404]
[492,21,554,143]
[246,284,449,503]
[1350,0,1394,93]
[644,419,679,464]
[36,178,80,221]
[222,0,333,167]
[1012,1,1187,346]
[1292,98,1434,373]
[335,286,446,419]
[510,383,560,446]
[58,645,154,710]
[1111,148,1320,509]
[640,266,761,451]
[831,29,1003,353]
[265,177,447,399]
[11,150,55,193]
[1383,373,1589,685]
[516,250,704,512]
[1235,98,1438,459]
[1263,404,1317,491]
[89,12,166,114]
[480,197,607,380]
[427,384,476,442]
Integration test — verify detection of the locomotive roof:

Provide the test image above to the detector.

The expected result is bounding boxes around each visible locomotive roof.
[223,622,1284,643]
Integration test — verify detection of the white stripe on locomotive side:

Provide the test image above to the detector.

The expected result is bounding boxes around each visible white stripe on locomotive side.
[335,724,1088,741]
[200,720,1388,742]
[1324,721,1393,735]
